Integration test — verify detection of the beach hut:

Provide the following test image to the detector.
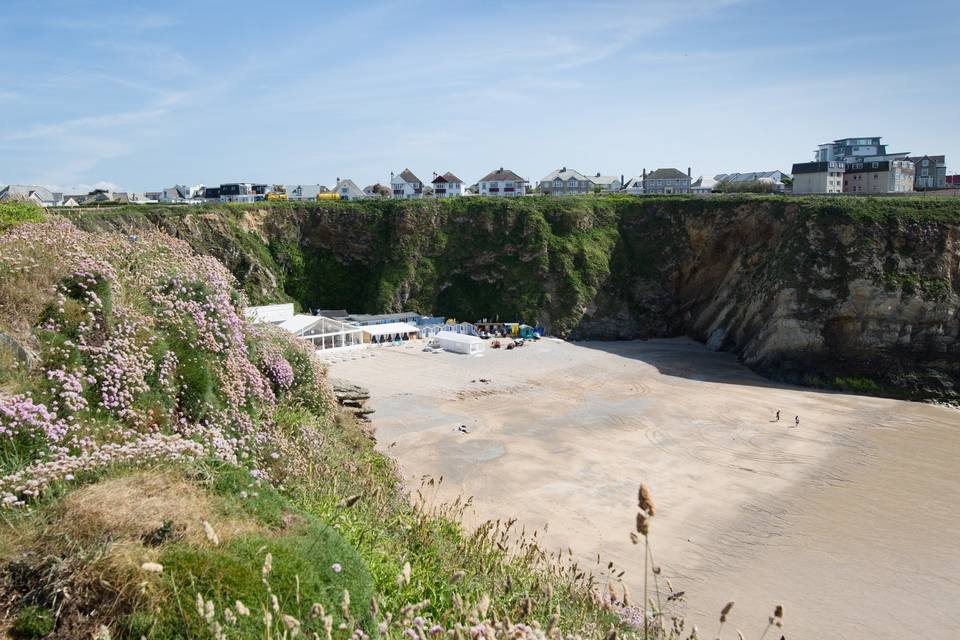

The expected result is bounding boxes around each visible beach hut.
[436,331,484,355]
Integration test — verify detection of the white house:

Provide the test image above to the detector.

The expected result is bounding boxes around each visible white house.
[621,176,644,195]
[285,184,329,201]
[430,172,464,197]
[478,168,526,197]
[332,178,366,201]
[690,176,718,194]
[390,169,423,199]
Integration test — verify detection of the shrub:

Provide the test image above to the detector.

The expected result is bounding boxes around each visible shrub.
[10,605,55,639]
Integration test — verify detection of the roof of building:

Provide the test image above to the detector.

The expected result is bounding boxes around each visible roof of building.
[395,169,421,185]
[479,167,525,182]
[442,171,463,184]
[279,314,325,335]
[245,303,296,324]
[715,171,788,183]
[436,331,483,345]
[590,174,620,186]
[792,161,845,174]
[333,178,364,194]
[347,311,422,324]
[0,184,58,203]
[906,155,946,164]
[644,168,688,181]
[540,167,590,182]
[622,176,644,188]
[431,171,465,184]
[362,322,420,337]
[691,176,718,190]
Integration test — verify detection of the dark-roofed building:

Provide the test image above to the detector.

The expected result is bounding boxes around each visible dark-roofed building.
[641,168,691,194]
[791,161,845,194]
[906,155,947,190]
[478,168,526,197]
[430,172,464,198]
[391,169,423,199]
[843,159,914,194]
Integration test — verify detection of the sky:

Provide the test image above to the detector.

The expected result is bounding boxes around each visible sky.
[2,0,958,193]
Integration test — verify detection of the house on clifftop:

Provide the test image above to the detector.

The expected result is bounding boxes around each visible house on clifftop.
[478,167,526,197]
[390,169,423,199]
[332,178,366,200]
[430,172,464,198]
[641,168,691,194]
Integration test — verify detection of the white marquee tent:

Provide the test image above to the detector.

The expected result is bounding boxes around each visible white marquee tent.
[436,331,484,355]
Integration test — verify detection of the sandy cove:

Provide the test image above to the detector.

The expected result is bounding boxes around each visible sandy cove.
[328,337,960,640]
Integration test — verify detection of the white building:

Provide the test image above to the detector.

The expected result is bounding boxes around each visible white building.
[430,172,464,197]
[331,178,366,201]
[285,184,329,201]
[390,169,423,199]
[478,167,526,197]
[690,176,718,194]
[244,304,364,351]
[621,176,644,195]
[436,331,484,355]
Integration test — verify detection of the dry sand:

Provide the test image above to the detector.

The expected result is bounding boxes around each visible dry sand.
[329,338,960,640]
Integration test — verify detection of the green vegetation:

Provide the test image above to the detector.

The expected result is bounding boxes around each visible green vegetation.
[0,202,44,232]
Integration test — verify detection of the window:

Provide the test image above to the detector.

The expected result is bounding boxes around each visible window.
[922,159,929,166]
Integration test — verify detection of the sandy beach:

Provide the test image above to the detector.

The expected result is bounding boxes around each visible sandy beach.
[329,338,960,640]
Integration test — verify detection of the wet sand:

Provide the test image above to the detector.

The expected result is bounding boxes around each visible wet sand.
[329,338,960,639]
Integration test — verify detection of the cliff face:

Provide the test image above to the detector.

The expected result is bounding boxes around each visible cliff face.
[68,196,960,400]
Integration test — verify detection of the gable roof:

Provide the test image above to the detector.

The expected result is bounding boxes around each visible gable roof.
[442,171,463,184]
[590,174,619,186]
[395,168,421,185]
[540,167,589,182]
[0,184,57,203]
[644,168,688,181]
[431,171,464,184]
[333,178,364,195]
[715,171,788,183]
[479,168,525,182]
[622,176,644,189]
[906,155,946,165]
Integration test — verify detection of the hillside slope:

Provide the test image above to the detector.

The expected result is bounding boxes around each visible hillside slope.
[67,196,960,400]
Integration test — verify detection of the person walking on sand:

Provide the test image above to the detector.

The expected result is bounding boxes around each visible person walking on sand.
[794,415,800,428]
[776,410,781,422]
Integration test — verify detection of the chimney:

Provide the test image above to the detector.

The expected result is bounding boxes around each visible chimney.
[562,166,566,172]
[687,167,692,178]
[596,172,600,177]
[390,172,394,181]
[620,174,624,186]
[642,168,647,179]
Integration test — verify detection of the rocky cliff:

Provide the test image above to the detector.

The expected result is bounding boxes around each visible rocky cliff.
[67,196,960,400]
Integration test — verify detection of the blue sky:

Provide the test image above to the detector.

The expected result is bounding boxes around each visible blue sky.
[2,0,957,192]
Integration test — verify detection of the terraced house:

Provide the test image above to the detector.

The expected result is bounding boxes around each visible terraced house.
[478,167,526,197]
[641,168,691,194]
